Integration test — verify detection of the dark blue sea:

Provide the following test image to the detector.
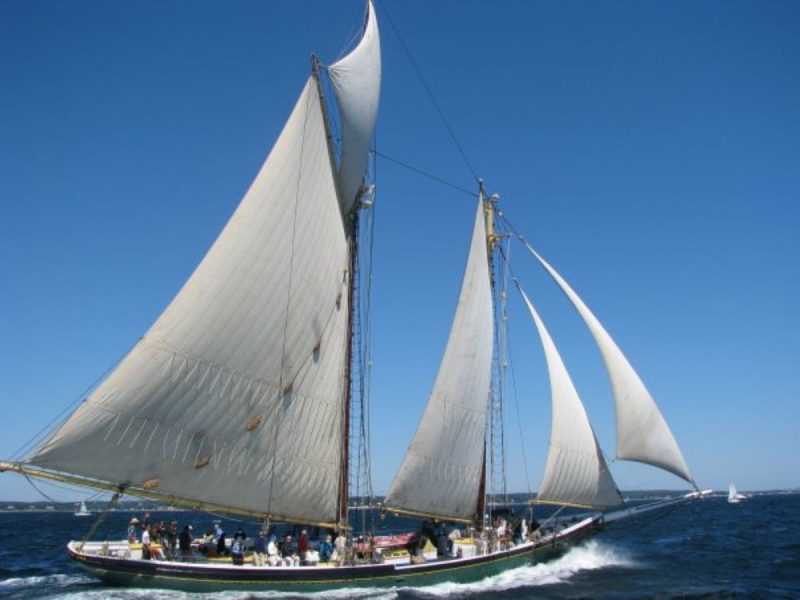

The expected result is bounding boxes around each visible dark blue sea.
[1,493,798,598]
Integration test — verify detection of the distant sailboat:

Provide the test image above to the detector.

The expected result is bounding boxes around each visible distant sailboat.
[74,501,91,516]
[728,482,747,503]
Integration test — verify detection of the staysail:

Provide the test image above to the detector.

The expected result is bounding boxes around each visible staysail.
[328,0,381,214]
[29,74,362,526]
[517,285,622,509]
[384,198,494,521]
[522,241,694,485]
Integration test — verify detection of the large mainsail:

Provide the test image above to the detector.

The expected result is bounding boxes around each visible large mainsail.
[328,1,381,213]
[522,242,694,485]
[384,199,494,522]
[517,285,622,509]
[28,8,382,525]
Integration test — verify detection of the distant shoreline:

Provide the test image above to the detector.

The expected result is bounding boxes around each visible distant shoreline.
[1,489,798,513]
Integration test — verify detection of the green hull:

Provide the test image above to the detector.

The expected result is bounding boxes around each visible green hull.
[70,519,598,593]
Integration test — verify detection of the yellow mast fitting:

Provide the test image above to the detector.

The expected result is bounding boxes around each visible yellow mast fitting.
[480,178,501,252]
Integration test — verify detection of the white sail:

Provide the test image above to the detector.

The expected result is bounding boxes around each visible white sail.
[518,286,622,509]
[728,482,737,502]
[523,242,694,485]
[385,199,494,521]
[30,78,353,526]
[328,0,381,214]
[728,481,746,503]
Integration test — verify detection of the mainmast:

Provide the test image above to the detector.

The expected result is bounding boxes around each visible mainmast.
[311,54,355,531]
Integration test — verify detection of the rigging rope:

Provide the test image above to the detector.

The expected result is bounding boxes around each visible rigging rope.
[378,0,480,182]
[373,151,476,198]
[21,474,111,502]
[23,474,62,503]
[79,487,124,551]
[10,339,139,462]
[496,241,534,496]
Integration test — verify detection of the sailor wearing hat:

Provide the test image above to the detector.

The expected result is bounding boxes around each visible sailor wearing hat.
[127,517,139,543]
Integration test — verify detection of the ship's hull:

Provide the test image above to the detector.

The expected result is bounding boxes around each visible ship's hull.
[68,517,599,592]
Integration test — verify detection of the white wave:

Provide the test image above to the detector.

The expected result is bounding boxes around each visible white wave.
[405,540,634,597]
[0,573,95,590]
[50,586,397,600]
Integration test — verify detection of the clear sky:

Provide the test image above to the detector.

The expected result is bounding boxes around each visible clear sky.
[1,0,798,503]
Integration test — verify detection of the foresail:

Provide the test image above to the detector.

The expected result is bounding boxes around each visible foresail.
[523,242,694,485]
[30,79,350,526]
[328,0,381,214]
[384,199,493,521]
[517,285,622,509]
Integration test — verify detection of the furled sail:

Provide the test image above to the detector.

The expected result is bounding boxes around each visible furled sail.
[522,241,694,485]
[328,0,381,214]
[29,78,354,526]
[517,284,622,509]
[384,199,494,521]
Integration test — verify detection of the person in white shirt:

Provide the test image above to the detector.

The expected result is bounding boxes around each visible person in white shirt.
[141,525,152,560]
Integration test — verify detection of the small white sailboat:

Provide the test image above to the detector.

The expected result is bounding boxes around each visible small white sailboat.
[728,481,748,503]
[74,501,91,516]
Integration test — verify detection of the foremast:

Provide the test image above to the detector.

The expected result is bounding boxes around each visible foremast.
[478,181,499,529]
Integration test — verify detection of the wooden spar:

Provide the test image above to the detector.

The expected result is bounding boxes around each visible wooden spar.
[476,446,487,529]
[310,54,347,229]
[339,212,358,529]
[381,504,475,525]
[530,497,609,510]
[310,53,355,531]
[478,181,500,525]
[0,461,339,528]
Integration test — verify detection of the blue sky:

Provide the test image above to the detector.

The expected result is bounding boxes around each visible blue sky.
[1,0,798,502]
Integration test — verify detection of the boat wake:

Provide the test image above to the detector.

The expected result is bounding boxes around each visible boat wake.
[403,540,634,597]
[0,573,96,592]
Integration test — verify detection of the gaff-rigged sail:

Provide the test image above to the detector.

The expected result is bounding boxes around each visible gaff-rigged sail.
[517,285,622,509]
[522,242,694,485]
[328,0,381,214]
[29,78,353,527]
[384,198,494,522]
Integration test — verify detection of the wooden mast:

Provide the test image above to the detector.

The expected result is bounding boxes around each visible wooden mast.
[311,54,355,532]
[479,181,502,527]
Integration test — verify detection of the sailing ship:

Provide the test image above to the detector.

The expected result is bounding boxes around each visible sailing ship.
[74,501,92,517]
[728,482,748,503]
[0,1,702,592]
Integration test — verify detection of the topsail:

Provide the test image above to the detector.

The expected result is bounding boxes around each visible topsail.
[328,1,381,214]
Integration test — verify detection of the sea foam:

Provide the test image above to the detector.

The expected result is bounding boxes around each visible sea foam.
[0,573,95,590]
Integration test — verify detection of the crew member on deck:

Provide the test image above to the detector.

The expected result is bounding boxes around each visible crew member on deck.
[319,535,334,562]
[179,524,193,559]
[267,534,280,566]
[214,522,227,556]
[253,531,267,567]
[127,517,139,543]
[298,529,309,564]
[141,524,152,560]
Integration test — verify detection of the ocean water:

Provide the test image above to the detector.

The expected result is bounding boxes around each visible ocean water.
[0,493,798,599]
